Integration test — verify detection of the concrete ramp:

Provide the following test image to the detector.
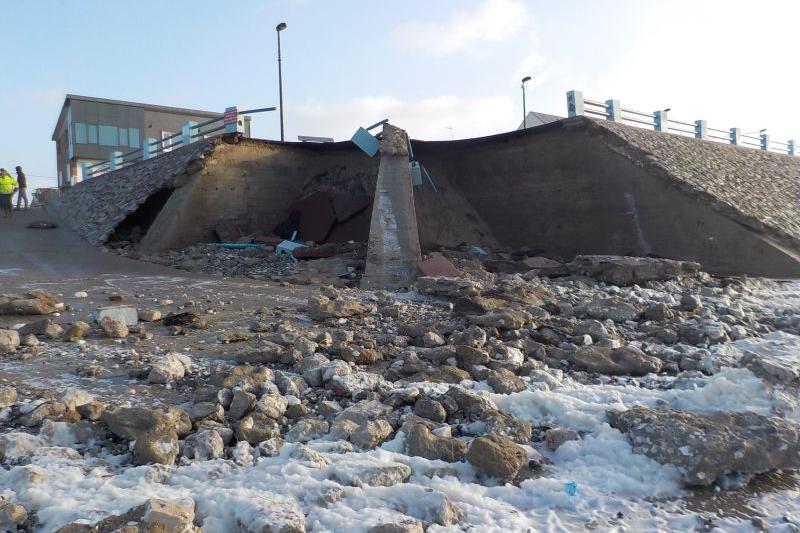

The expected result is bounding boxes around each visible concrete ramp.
[53,118,800,278]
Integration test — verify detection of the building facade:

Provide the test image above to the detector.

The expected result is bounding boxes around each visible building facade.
[52,95,224,188]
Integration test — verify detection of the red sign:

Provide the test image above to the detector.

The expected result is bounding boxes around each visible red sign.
[223,107,238,126]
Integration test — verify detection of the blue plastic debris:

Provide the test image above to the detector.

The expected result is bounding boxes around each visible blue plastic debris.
[565,481,578,496]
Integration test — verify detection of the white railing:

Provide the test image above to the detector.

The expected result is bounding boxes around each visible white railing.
[567,90,796,156]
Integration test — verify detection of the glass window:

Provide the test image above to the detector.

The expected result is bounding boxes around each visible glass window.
[99,125,118,146]
[129,128,140,148]
[119,128,128,146]
[74,123,87,144]
[88,125,98,144]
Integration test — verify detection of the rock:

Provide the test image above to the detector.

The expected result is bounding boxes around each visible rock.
[333,462,412,487]
[545,428,580,451]
[231,492,305,533]
[218,329,252,343]
[418,255,462,278]
[229,389,257,420]
[290,443,331,466]
[20,334,38,347]
[449,325,487,348]
[74,291,89,298]
[137,309,162,322]
[189,402,224,422]
[481,410,532,443]
[368,520,424,533]
[399,366,470,385]
[349,419,394,449]
[466,434,527,481]
[19,318,63,339]
[0,329,20,354]
[63,321,90,342]
[307,295,374,321]
[18,401,67,427]
[0,500,28,531]
[421,331,446,348]
[644,302,674,322]
[133,428,179,465]
[399,491,462,526]
[59,388,94,411]
[257,437,284,458]
[609,406,800,487]
[236,413,280,445]
[0,432,42,461]
[486,369,525,394]
[232,440,255,466]
[454,345,490,368]
[329,372,388,398]
[318,400,342,417]
[0,385,17,408]
[148,352,191,384]
[143,498,195,533]
[0,291,61,315]
[566,345,662,376]
[584,295,641,322]
[163,311,208,329]
[680,293,702,312]
[405,423,467,462]
[469,308,532,330]
[99,316,128,338]
[285,419,329,443]
[569,255,700,285]
[256,395,289,419]
[95,305,138,326]
[183,430,224,460]
[414,398,447,423]
[444,386,497,416]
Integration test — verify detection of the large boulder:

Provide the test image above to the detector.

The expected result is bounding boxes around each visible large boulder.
[0,291,62,315]
[466,434,527,481]
[101,407,182,465]
[0,330,20,354]
[405,423,466,463]
[307,295,374,321]
[569,255,700,286]
[566,345,662,376]
[609,406,800,487]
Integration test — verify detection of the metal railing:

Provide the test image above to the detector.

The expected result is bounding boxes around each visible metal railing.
[566,90,796,156]
[81,105,275,180]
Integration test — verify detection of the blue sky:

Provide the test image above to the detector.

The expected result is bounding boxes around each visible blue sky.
[2,0,798,190]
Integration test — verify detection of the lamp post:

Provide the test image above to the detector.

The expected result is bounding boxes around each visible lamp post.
[521,76,531,130]
[276,22,287,141]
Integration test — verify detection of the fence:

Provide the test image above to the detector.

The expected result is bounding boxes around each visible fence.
[81,105,276,180]
[566,90,796,156]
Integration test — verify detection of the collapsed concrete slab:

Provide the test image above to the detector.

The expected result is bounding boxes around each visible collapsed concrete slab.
[52,116,800,278]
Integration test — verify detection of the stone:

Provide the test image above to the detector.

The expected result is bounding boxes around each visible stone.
[183,430,224,460]
[0,432,42,461]
[20,334,38,347]
[486,369,526,394]
[18,401,67,427]
[236,413,280,445]
[307,295,374,321]
[566,345,662,376]
[414,398,447,423]
[163,311,208,329]
[466,434,527,481]
[569,255,700,286]
[189,402,224,422]
[449,325,487,348]
[0,385,17,408]
[133,428,179,465]
[545,428,580,451]
[290,443,330,467]
[444,386,498,416]
[0,329,20,354]
[454,345,490,368]
[143,498,195,533]
[584,295,641,322]
[418,255,462,278]
[329,372,388,398]
[0,500,28,531]
[368,520,424,533]
[99,316,128,338]
[285,419,329,443]
[63,321,90,342]
[229,389,257,420]
[137,309,162,322]
[349,419,394,449]
[256,395,289,419]
[0,291,61,315]
[231,492,305,533]
[18,317,63,339]
[399,366,470,385]
[318,400,343,417]
[257,437,284,458]
[421,331,446,348]
[148,352,191,384]
[481,410,532,443]
[95,305,138,326]
[405,423,467,462]
[74,291,89,298]
[218,329,252,343]
[469,308,532,330]
[680,293,702,312]
[333,462,412,487]
[609,406,800,487]
[644,302,674,322]
[59,388,94,411]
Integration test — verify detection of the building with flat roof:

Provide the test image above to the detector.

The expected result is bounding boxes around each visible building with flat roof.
[517,111,562,130]
[51,95,238,187]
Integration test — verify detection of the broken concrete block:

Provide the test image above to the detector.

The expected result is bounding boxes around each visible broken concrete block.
[418,255,462,278]
[138,309,162,322]
[94,305,138,326]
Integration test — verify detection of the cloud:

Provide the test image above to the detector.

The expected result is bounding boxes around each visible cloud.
[284,94,516,141]
[393,0,530,56]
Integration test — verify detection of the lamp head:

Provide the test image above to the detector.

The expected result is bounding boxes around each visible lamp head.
[276,22,287,31]
[521,76,531,83]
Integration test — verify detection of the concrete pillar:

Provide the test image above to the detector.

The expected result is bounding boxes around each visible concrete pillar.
[244,116,252,138]
[730,128,741,145]
[361,123,422,290]
[566,90,585,117]
[605,99,621,122]
[760,132,770,151]
[182,121,197,145]
[789,140,796,155]
[654,110,669,132]
[142,138,157,160]
[109,151,123,171]
[694,120,707,140]
[224,106,242,134]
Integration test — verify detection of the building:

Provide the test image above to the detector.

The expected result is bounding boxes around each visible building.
[51,95,234,187]
[517,111,562,130]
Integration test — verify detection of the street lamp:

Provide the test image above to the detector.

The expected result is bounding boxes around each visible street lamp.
[276,22,287,141]
[521,76,532,130]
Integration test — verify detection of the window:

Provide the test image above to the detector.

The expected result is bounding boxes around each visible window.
[162,131,176,152]
[74,123,87,144]
[119,128,128,146]
[99,125,118,146]
[129,128,140,148]
[88,125,98,144]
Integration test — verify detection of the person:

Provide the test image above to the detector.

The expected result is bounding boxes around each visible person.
[0,168,18,218]
[15,166,28,210]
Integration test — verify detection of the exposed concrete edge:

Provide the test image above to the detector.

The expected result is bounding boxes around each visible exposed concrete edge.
[589,118,800,255]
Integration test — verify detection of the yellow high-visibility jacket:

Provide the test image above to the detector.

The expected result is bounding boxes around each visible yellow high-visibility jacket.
[0,175,18,194]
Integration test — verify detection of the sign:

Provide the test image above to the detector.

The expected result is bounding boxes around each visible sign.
[223,106,238,127]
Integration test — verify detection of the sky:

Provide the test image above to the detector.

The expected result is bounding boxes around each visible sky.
[1,0,798,191]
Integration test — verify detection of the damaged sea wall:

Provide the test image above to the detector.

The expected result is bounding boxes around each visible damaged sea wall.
[413,118,800,278]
